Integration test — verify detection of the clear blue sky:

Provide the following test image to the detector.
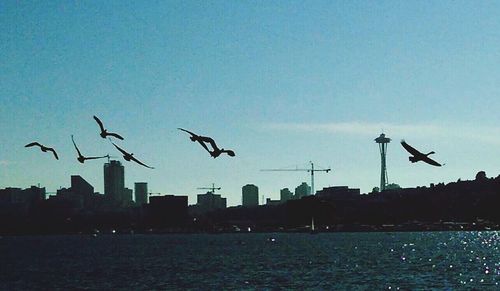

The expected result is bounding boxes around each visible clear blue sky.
[2,1,500,206]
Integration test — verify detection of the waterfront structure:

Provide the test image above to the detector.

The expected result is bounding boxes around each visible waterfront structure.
[242,184,259,207]
[294,182,311,199]
[280,188,293,202]
[104,160,125,205]
[375,133,391,191]
[135,182,148,205]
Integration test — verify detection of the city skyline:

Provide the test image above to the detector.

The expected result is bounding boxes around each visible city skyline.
[2,1,500,206]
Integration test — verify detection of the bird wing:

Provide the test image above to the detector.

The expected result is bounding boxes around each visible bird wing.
[129,155,154,169]
[422,156,442,167]
[25,142,42,148]
[83,155,108,160]
[197,139,213,153]
[107,132,124,140]
[47,148,59,160]
[401,140,422,156]
[205,137,220,152]
[177,128,197,137]
[111,141,129,156]
[71,135,83,157]
[93,115,105,132]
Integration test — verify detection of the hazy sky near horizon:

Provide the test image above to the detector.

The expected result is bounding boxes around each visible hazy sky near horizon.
[2,1,500,205]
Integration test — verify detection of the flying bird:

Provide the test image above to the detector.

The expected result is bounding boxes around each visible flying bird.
[110,141,154,169]
[401,140,442,167]
[93,115,124,140]
[177,128,215,154]
[206,139,235,158]
[71,135,108,163]
[25,142,59,160]
[178,128,235,158]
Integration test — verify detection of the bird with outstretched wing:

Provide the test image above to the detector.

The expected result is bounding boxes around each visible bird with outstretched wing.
[71,135,108,163]
[93,115,124,140]
[401,140,442,167]
[110,141,154,169]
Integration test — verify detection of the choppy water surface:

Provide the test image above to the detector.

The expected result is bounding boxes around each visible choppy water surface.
[0,231,498,289]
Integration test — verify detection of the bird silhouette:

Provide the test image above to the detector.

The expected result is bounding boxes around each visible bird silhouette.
[110,141,154,169]
[71,135,108,164]
[401,140,442,167]
[177,128,215,154]
[93,115,124,140]
[206,138,235,158]
[25,142,59,160]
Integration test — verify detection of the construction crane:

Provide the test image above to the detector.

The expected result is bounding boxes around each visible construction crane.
[105,154,118,163]
[261,161,331,195]
[197,183,221,194]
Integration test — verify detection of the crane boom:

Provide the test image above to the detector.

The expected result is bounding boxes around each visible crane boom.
[197,183,221,194]
[261,161,331,195]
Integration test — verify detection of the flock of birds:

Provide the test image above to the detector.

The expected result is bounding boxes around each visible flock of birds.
[24,116,236,169]
[25,116,443,169]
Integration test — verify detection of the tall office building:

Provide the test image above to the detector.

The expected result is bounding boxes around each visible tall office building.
[135,182,148,205]
[242,184,259,207]
[104,160,125,204]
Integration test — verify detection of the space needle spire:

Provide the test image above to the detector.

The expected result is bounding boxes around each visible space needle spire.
[375,133,391,191]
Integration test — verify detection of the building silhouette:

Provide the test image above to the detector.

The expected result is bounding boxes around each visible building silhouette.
[123,187,133,206]
[294,182,311,199]
[135,182,148,205]
[280,188,293,202]
[194,192,227,214]
[242,184,259,207]
[104,160,125,206]
[71,175,94,207]
[0,186,45,215]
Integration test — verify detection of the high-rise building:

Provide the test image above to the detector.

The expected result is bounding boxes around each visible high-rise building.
[104,160,125,204]
[280,188,293,202]
[242,184,259,207]
[294,182,311,199]
[135,182,148,205]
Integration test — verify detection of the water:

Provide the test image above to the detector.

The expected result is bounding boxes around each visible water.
[0,232,498,289]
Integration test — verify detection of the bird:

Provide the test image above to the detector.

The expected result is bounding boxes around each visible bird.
[177,128,215,154]
[25,142,59,160]
[110,141,154,169]
[206,138,235,158]
[178,128,235,158]
[71,135,108,164]
[401,140,442,167]
[93,115,124,140]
